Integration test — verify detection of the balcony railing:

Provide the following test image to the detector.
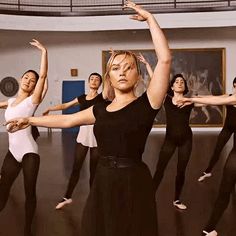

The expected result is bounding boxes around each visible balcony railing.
[0,0,235,16]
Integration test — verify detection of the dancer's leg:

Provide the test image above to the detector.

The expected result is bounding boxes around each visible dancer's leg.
[153,137,176,192]
[22,153,40,236]
[0,151,21,211]
[175,137,192,201]
[204,149,236,233]
[64,143,89,199]
[206,128,232,173]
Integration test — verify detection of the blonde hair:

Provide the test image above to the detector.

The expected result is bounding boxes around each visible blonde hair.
[103,50,141,100]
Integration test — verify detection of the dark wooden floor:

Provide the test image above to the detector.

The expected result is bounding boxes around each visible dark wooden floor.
[0,131,235,236]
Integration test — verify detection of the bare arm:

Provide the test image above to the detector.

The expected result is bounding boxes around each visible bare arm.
[42,98,79,116]
[178,94,236,107]
[125,1,171,109]
[193,94,229,107]
[0,100,8,109]
[191,94,236,106]
[30,39,48,104]
[40,77,48,102]
[5,106,95,132]
[147,14,171,109]
[137,53,153,78]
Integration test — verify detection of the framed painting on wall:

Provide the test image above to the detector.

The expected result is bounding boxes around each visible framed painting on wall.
[102,48,225,127]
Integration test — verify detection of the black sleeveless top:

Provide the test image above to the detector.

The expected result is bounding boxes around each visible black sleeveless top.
[164,95,194,140]
[93,92,159,160]
[77,93,104,111]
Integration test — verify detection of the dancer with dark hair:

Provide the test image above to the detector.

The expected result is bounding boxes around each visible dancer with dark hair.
[198,77,236,182]
[5,2,171,235]
[43,72,105,209]
[153,74,195,210]
[0,39,48,236]
[177,91,236,236]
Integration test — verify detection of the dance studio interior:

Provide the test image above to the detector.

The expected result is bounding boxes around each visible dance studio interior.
[0,1,236,236]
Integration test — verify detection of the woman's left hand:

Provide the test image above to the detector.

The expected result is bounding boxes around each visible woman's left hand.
[124,1,152,22]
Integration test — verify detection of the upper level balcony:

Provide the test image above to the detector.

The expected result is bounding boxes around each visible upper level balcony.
[0,1,236,31]
[0,0,236,17]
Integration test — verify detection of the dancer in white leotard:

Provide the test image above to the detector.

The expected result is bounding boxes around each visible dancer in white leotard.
[0,39,48,236]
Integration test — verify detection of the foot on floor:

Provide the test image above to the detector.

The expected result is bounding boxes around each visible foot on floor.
[55,197,72,210]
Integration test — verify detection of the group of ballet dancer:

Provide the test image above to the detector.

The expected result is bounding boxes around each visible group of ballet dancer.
[0,1,235,236]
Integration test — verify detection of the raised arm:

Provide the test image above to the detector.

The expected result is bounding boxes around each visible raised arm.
[30,39,48,104]
[6,106,95,132]
[137,53,153,78]
[40,76,48,102]
[42,98,79,116]
[125,1,171,109]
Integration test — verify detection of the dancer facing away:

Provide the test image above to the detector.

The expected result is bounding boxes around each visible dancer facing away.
[6,2,171,236]
[42,72,105,209]
[153,74,203,210]
[177,93,236,236]
[198,77,236,182]
[0,39,48,236]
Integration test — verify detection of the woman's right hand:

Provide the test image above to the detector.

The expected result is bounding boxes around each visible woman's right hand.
[124,1,153,22]
[4,118,30,133]
[30,39,47,52]
[137,53,148,65]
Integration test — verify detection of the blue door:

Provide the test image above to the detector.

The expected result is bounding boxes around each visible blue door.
[62,80,85,133]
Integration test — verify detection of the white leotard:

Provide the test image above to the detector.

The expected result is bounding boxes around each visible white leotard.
[5,96,38,162]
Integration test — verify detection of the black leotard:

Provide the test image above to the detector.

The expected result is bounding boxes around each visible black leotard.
[164,95,194,144]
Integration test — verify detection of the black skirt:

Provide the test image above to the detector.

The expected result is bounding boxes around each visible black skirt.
[81,157,158,236]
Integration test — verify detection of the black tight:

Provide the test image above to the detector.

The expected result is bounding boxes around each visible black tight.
[205,148,236,232]
[65,143,99,199]
[0,151,40,236]
[153,136,192,200]
[205,127,233,173]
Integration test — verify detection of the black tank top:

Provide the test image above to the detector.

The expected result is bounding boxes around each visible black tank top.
[93,92,159,160]
[164,95,193,141]
[77,93,104,111]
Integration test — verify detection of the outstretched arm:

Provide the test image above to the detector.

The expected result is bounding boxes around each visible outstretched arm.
[124,1,171,109]
[137,53,153,78]
[30,39,48,104]
[193,94,229,107]
[178,94,236,107]
[42,98,79,116]
[5,106,95,132]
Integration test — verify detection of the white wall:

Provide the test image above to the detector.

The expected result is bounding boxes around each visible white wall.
[0,15,236,132]
[1,10,236,31]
